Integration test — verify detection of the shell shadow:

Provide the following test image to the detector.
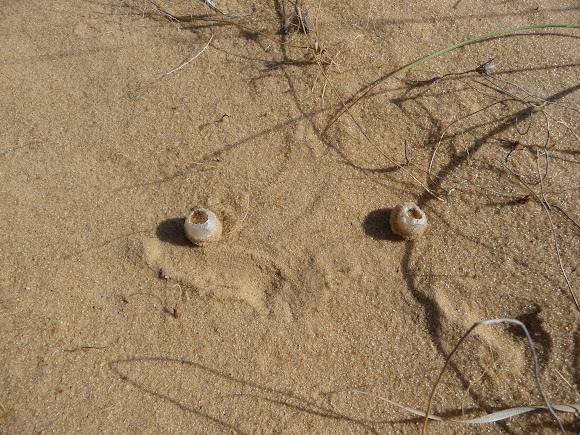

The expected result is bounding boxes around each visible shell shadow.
[362,208,399,241]
[156,218,190,246]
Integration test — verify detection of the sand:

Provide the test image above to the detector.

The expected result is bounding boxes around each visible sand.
[1,0,579,433]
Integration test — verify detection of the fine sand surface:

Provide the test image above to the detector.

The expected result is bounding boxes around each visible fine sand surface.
[1,0,579,433]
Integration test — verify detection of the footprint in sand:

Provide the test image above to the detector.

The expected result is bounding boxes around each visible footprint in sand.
[129,218,327,319]
[435,289,527,375]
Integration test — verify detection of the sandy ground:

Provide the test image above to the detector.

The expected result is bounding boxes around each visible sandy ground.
[1,0,579,433]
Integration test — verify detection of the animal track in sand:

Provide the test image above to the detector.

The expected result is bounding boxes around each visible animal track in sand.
[435,288,526,375]
[132,232,327,320]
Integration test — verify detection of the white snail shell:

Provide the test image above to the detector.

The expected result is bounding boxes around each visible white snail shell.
[389,202,427,240]
[184,207,222,245]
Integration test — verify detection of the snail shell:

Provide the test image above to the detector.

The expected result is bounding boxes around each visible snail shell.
[184,207,222,245]
[389,203,427,240]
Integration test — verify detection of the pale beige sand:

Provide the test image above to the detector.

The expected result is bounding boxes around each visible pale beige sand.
[1,0,579,433]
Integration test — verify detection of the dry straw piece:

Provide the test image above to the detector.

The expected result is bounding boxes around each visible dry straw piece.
[390,203,427,240]
[184,207,223,245]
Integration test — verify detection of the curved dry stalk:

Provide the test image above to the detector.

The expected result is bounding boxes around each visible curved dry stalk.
[335,388,579,425]
[422,318,565,435]
[163,27,214,76]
